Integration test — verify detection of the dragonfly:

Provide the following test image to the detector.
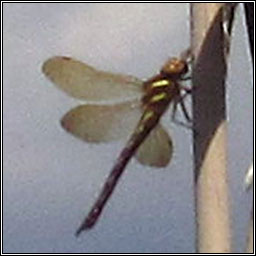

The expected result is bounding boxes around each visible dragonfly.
[42,53,192,236]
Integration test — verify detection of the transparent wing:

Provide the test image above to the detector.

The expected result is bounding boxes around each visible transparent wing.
[61,100,142,143]
[42,56,143,102]
[136,126,173,167]
[61,99,172,167]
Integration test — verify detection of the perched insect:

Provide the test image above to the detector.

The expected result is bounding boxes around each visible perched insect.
[42,53,191,236]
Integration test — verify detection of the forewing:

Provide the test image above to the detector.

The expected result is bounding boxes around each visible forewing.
[61,100,142,143]
[136,125,173,167]
[42,56,143,102]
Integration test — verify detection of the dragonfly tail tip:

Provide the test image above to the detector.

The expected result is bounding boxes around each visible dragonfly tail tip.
[75,220,94,237]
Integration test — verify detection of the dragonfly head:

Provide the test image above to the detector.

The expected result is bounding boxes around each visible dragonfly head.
[160,57,188,78]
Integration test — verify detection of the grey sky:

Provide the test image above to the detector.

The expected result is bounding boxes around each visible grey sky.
[3,3,253,253]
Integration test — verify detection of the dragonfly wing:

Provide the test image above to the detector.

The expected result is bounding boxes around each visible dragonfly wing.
[135,125,173,167]
[61,100,142,143]
[42,56,143,102]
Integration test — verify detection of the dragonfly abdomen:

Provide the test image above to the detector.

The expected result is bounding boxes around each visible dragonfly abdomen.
[75,123,153,235]
[75,87,173,234]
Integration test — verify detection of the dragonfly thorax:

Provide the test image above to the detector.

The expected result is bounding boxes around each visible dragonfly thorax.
[160,57,188,78]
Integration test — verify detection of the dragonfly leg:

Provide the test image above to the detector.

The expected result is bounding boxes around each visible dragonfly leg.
[170,88,195,130]
[180,75,192,81]
[180,85,193,94]
[173,87,200,136]
[171,112,193,129]
[179,95,192,122]
[171,103,192,129]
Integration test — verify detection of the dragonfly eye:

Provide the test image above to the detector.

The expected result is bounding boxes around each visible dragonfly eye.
[161,58,188,77]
